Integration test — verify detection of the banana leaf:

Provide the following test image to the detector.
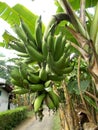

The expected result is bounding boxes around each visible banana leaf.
[55,0,97,12]
[0,2,20,25]
[12,4,38,34]
[0,2,38,35]
[69,0,98,10]
[84,95,98,111]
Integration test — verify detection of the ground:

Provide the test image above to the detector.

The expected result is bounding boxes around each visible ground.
[14,108,54,130]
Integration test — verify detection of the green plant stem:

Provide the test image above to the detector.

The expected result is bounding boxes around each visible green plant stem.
[77,56,93,122]
[80,0,86,27]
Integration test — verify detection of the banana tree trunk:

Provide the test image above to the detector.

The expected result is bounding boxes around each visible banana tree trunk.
[58,81,80,130]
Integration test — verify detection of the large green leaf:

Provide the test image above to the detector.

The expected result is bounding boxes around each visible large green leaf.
[68,80,90,94]
[84,95,98,111]
[0,2,38,35]
[0,2,20,25]
[55,0,97,12]
[12,4,38,35]
[69,0,98,10]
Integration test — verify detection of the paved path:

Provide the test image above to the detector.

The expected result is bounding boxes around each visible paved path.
[14,109,54,130]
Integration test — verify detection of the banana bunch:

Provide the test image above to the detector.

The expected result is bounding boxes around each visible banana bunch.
[35,16,43,51]
[33,92,46,113]
[46,89,60,109]
[4,15,75,119]
[10,65,30,89]
[9,17,44,63]
[44,90,60,110]
[33,89,60,114]
[12,87,29,94]
[46,37,73,76]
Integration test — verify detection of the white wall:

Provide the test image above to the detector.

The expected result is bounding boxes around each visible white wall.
[0,87,9,112]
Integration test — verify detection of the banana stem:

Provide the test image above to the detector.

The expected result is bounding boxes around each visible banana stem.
[77,56,93,122]
[85,91,98,102]
[62,80,75,130]
[80,0,86,27]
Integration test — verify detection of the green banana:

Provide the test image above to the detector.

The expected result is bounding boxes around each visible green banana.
[47,74,64,81]
[58,35,66,58]
[9,42,26,53]
[35,16,42,51]
[20,18,35,43]
[54,52,66,69]
[24,41,44,62]
[29,84,45,92]
[23,79,29,88]
[19,63,28,79]
[47,52,58,74]
[47,33,54,56]
[12,24,27,42]
[47,52,65,75]
[48,90,60,108]
[27,72,40,84]
[22,57,34,64]
[10,67,22,80]
[12,40,26,53]
[34,93,46,112]
[44,80,52,88]
[11,78,23,87]
[39,66,48,81]
[60,65,74,75]
[45,94,55,110]
[54,32,63,61]
[12,88,29,94]
[42,40,48,59]
[17,52,29,58]
[28,40,38,50]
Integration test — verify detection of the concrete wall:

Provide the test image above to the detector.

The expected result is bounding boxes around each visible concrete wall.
[0,87,9,112]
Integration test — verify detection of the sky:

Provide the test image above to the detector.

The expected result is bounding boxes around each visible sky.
[0,0,57,57]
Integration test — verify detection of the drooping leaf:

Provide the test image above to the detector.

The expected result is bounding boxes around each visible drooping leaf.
[68,80,90,94]
[12,4,38,35]
[0,42,5,47]
[2,31,18,43]
[55,0,64,13]
[84,95,98,111]
[69,0,97,10]
[0,2,38,36]
[0,2,20,25]
[56,0,98,11]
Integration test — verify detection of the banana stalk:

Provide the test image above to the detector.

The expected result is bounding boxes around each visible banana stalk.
[90,2,98,43]
[59,0,89,39]
[43,13,71,40]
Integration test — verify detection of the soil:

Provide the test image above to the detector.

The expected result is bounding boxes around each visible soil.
[14,109,54,130]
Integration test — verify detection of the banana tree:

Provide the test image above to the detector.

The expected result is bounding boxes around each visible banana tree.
[49,0,98,129]
[0,1,98,130]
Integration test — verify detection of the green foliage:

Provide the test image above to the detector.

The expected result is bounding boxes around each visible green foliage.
[69,0,98,10]
[0,2,20,26]
[0,2,38,35]
[55,0,98,11]
[84,95,98,111]
[0,0,98,123]
[68,80,90,95]
[0,106,28,130]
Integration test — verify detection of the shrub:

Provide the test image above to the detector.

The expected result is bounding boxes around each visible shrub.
[0,106,28,130]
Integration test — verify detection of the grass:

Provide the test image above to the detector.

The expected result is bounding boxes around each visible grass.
[52,111,61,130]
[27,110,34,118]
